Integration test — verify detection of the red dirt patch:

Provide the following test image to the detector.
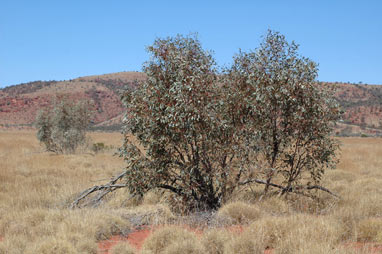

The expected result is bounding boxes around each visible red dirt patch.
[98,235,128,254]
[97,226,155,254]
[126,226,154,250]
[97,225,260,254]
[226,224,245,234]
[97,224,382,254]
[344,242,382,253]
[264,248,274,254]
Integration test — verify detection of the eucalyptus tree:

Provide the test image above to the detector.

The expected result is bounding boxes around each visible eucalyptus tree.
[36,98,93,154]
[227,30,340,194]
[120,34,259,211]
[73,31,340,211]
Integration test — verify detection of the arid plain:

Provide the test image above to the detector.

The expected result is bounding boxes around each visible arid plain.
[1,131,382,253]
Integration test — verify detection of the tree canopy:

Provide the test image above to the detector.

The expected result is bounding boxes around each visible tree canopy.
[91,30,340,211]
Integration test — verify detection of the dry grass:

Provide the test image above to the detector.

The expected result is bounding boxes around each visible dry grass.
[0,131,132,253]
[201,228,231,254]
[223,231,265,254]
[217,201,262,224]
[248,214,342,249]
[357,218,382,242]
[141,226,205,254]
[1,131,382,253]
[110,242,136,254]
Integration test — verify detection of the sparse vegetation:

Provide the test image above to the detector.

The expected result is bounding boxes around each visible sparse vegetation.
[2,30,382,253]
[0,131,382,253]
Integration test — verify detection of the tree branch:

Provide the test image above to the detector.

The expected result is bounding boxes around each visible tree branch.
[157,184,183,196]
[70,171,128,208]
[239,178,340,199]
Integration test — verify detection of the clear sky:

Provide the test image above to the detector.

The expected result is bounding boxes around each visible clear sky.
[0,0,381,88]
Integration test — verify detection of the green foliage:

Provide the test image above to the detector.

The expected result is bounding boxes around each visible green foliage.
[91,142,114,153]
[121,34,238,211]
[226,30,340,193]
[91,142,106,153]
[120,31,340,211]
[35,98,93,154]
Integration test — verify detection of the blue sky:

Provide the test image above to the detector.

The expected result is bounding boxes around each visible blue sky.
[0,0,381,88]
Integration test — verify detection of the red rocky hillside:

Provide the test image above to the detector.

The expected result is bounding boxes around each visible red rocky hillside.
[0,72,145,131]
[1,73,381,136]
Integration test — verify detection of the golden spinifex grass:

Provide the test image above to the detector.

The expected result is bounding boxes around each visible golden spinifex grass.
[0,131,382,253]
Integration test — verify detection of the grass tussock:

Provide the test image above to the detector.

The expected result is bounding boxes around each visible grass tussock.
[223,231,265,254]
[275,242,346,254]
[248,214,343,249]
[201,228,231,254]
[27,237,77,254]
[123,204,175,226]
[357,218,382,242]
[1,132,382,253]
[0,235,29,254]
[110,242,136,254]
[0,208,130,252]
[217,201,262,224]
[141,226,204,254]
[162,239,206,254]
[257,196,291,215]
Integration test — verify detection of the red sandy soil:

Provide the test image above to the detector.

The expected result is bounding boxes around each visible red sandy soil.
[98,226,155,253]
[344,242,382,253]
[98,235,129,253]
[96,226,382,254]
[97,225,241,254]
[1,231,381,253]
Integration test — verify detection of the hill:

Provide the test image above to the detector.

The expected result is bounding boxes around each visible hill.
[0,72,145,130]
[1,72,381,136]
[331,82,382,136]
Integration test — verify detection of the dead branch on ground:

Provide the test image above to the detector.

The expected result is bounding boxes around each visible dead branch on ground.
[70,171,128,208]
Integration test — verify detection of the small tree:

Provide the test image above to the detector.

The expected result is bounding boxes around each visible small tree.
[227,30,340,194]
[120,34,259,211]
[35,98,92,154]
[73,31,340,210]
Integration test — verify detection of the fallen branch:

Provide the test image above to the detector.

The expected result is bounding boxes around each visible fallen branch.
[70,171,128,208]
[305,185,340,198]
[239,178,340,199]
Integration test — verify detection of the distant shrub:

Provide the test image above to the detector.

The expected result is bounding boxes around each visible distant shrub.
[35,98,93,154]
[91,142,105,153]
[91,142,115,154]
